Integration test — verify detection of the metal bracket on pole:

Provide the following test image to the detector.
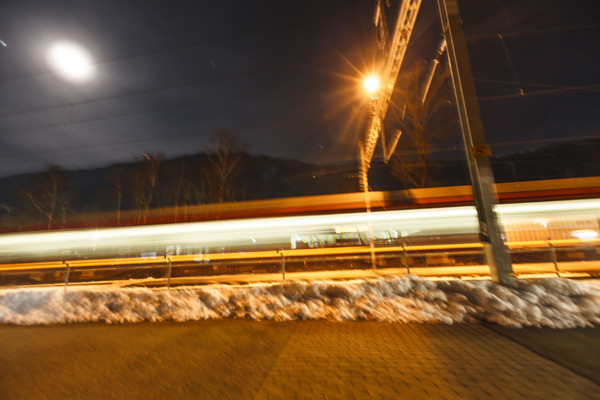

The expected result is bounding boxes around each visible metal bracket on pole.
[419,38,447,105]
[382,128,402,164]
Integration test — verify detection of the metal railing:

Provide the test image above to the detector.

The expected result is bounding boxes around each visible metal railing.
[1,238,599,290]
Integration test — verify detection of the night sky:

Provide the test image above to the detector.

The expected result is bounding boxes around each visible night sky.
[0,0,598,178]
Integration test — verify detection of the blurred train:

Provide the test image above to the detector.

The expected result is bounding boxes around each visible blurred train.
[47,176,600,230]
[0,177,598,264]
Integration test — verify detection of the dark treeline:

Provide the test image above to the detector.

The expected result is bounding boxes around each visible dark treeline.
[0,135,599,231]
[0,131,361,231]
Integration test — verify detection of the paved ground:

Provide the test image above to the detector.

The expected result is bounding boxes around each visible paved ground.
[0,321,598,399]
[253,323,599,400]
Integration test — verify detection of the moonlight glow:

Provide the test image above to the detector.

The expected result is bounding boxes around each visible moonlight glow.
[46,41,95,83]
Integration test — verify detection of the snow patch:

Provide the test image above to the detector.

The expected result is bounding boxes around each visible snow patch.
[1,276,599,328]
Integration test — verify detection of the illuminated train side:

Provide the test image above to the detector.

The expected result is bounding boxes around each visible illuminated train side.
[0,177,598,264]
[65,176,600,229]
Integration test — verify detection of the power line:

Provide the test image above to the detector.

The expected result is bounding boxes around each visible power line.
[3,132,598,176]
[474,78,588,90]
[0,56,310,121]
[0,23,291,85]
[478,84,600,102]
[370,133,600,160]
[466,23,600,41]
[0,35,346,126]
[496,34,523,95]
[0,61,310,138]
[0,111,325,162]
[489,134,600,149]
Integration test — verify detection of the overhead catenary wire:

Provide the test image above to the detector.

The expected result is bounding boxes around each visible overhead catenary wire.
[0,111,327,165]
[0,33,356,137]
[3,129,598,169]
[0,20,305,85]
[478,84,600,102]
[466,22,600,41]
[496,34,524,96]
[0,6,596,177]
[474,78,595,90]
[368,133,600,161]
[0,60,313,138]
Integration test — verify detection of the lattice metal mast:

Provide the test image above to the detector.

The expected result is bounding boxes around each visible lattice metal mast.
[362,0,423,169]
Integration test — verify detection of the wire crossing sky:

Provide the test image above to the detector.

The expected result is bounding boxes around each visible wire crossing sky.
[0,0,597,178]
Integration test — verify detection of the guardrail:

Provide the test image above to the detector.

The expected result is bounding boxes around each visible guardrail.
[0,239,598,289]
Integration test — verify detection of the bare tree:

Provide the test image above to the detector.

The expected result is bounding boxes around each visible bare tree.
[389,60,456,188]
[17,166,72,230]
[108,165,124,225]
[131,153,163,224]
[172,155,195,221]
[205,130,247,203]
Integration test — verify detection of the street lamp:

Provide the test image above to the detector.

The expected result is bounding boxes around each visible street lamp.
[363,75,380,97]
[360,74,382,270]
[46,40,95,83]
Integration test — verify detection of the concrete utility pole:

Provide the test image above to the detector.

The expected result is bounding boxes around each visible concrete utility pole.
[437,0,514,284]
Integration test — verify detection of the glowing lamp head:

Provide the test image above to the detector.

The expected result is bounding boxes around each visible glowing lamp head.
[363,75,380,94]
[46,41,95,83]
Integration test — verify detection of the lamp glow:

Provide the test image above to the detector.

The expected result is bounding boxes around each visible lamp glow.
[46,41,95,83]
[363,76,379,94]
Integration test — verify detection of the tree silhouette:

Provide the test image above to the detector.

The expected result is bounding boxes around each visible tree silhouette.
[108,165,124,225]
[172,155,200,221]
[17,166,72,229]
[131,153,163,224]
[205,130,247,203]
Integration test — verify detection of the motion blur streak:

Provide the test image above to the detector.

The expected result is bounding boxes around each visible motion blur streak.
[0,198,598,264]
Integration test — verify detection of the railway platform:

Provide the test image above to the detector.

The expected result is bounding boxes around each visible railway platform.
[1,320,598,399]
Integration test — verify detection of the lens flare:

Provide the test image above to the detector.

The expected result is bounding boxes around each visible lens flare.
[363,76,379,93]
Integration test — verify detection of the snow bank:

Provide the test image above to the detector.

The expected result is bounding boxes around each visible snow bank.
[1,276,599,328]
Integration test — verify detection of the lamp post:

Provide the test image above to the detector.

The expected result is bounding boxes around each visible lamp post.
[360,75,380,192]
[361,75,381,269]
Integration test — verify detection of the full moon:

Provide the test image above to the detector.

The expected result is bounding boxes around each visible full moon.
[46,41,95,83]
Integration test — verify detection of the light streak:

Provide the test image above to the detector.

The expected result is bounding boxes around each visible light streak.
[0,199,597,264]
[571,230,599,240]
